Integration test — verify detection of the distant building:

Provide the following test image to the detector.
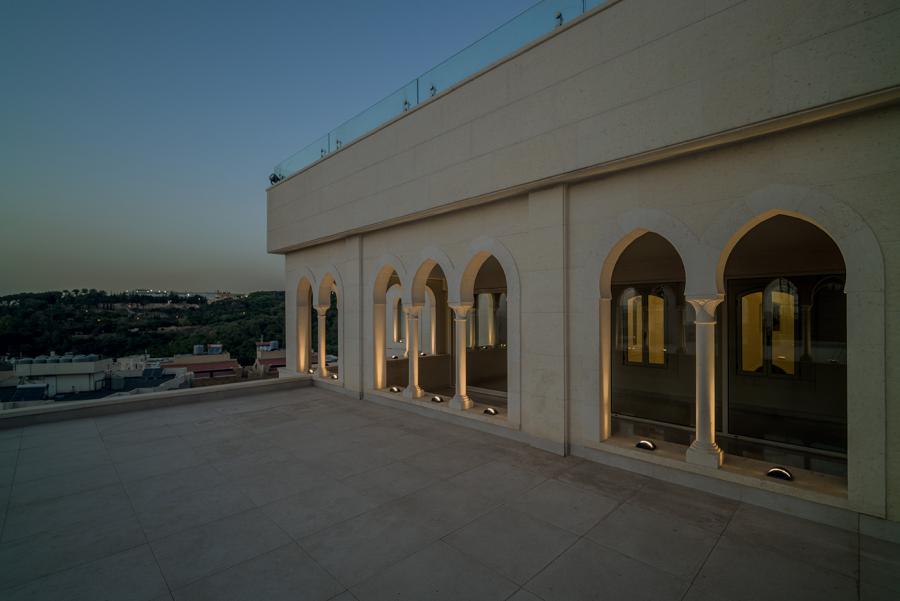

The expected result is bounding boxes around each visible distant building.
[14,354,112,397]
[162,345,241,379]
[253,342,285,375]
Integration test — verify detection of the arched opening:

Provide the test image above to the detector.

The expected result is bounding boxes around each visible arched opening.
[384,279,406,390]
[459,254,508,411]
[410,262,453,400]
[316,273,340,379]
[295,277,314,374]
[722,215,846,476]
[608,233,697,444]
[373,264,406,391]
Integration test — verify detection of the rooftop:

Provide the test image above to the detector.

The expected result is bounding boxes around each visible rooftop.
[0,385,897,599]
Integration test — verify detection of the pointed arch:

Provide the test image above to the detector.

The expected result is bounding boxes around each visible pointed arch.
[369,255,408,391]
[704,186,885,517]
[454,236,522,427]
[407,246,455,307]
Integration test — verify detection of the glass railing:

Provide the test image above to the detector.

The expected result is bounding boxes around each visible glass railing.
[271,0,608,182]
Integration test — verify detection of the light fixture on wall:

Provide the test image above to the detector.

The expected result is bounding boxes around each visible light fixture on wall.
[635,439,657,451]
[330,373,338,380]
[389,385,401,393]
[391,355,399,360]
[307,368,315,374]
[431,395,443,403]
[499,343,507,349]
[483,407,498,416]
[419,352,427,357]
[766,466,794,481]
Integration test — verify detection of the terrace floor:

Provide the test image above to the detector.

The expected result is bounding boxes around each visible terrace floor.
[0,386,897,601]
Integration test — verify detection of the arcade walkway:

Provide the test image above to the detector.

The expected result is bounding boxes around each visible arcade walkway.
[0,387,896,600]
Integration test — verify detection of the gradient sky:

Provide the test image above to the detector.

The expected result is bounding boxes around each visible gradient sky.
[0,0,535,296]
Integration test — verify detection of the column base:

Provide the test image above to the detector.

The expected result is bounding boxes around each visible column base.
[449,394,473,411]
[686,442,724,468]
[402,385,424,399]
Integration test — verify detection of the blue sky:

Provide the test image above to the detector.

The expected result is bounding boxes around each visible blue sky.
[0,0,536,295]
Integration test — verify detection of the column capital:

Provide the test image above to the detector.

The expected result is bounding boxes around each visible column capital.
[686,295,724,323]
[315,304,330,314]
[403,304,423,317]
[449,303,473,318]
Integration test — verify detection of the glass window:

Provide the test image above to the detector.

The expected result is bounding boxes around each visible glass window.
[647,292,665,365]
[766,278,798,375]
[740,292,763,373]
[621,289,643,364]
[620,287,668,366]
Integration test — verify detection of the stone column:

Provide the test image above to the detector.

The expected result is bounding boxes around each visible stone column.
[686,296,724,468]
[450,304,473,410]
[316,305,329,377]
[403,305,424,399]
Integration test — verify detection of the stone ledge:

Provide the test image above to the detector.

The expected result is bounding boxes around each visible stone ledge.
[0,376,313,429]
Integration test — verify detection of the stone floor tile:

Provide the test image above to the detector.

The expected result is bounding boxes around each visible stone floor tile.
[725,503,858,577]
[352,540,517,601]
[525,538,687,601]
[8,462,120,507]
[447,460,546,503]
[208,446,295,481]
[506,590,544,601]
[512,478,618,534]
[136,481,256,540]
[150,508,291,589]
[444,506,578,584]
[4,544,168,601]
[342,461,436,505]
[260,478,377,539]
[192,435,279,463]
[402,443,492,478]
[685,533,857,601]
[125,464,227,510]
[107,436,196,464]
[860,535,900,593]
[634,478,739,534]
[0,513,147,589]
[586,502,719,579]
[13,446,112,483]
[103,424,180,446]
[555,460,648,501]
[115,447,207,483]
[172,543,343,601]
[376,431,449,460]
[300,503,444,587]
[305,445,396,481]
[234,459,332,506]
[488,443,581,479]
[389,479,499,536]
[19,419,99,448]
[16,436,106,464]
[2,483,135,543]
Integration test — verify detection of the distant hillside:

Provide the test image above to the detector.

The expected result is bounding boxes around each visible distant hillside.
[0,290,288,365]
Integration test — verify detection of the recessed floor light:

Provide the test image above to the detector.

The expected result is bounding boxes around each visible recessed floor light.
[635,439,657,451]
[483,407,498,415]
[391,355,399,360]
[431,395,443,403]
[389,386,401,393]
[767,466,793,481]
[330,373,338,380]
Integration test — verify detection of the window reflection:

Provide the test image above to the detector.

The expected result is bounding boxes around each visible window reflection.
[740,292,763,373]
[767,278,797,375]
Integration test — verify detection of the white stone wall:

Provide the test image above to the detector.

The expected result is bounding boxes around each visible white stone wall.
[270,0,900,522]
[268,0,900,253]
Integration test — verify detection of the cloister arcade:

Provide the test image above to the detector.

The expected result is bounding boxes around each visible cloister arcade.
[284,187,886,517]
